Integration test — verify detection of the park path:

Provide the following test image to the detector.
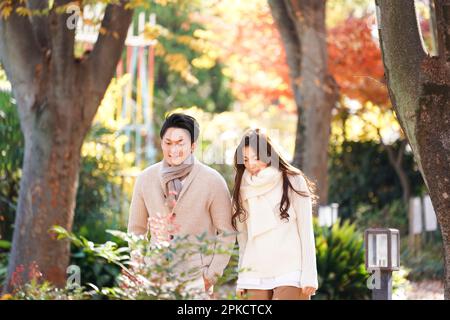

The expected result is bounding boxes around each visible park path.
[394,280,444,300]
[405,280,444,300]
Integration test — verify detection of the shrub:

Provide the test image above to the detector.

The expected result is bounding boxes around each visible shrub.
[401,233,444,282]
[2,261,89,300]
[0,90,23,242]
[354,199,409,236]
[0,239,11,291]
[314,219,371,300]
[328,140,424,221]
[48,218,238,300]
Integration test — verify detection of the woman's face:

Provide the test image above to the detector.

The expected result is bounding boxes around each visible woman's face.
[243,146,268,175]
[161,128,196,166]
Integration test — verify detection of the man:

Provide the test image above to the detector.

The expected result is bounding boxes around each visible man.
[128,113,235,298]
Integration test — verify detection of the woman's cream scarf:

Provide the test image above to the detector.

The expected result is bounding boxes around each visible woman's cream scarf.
[240,166,283,239]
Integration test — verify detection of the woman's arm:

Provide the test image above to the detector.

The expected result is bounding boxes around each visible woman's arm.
[291,175,318,290]
[236,215,248,270]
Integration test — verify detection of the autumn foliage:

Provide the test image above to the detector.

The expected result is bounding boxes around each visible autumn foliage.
[199,5,389,110]
[328,16,389,106]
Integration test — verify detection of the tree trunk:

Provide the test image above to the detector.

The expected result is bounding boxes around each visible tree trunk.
[269,0,339,205]
[376,0,450,299]
[6,100,84,289]
[0,1,133,293]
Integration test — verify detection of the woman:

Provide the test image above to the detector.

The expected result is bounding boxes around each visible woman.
[232,129,319,300]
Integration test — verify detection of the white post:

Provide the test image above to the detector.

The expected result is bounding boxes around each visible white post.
[423,194,437,232]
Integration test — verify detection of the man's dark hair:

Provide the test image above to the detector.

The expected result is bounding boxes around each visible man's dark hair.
[160,113,200,144]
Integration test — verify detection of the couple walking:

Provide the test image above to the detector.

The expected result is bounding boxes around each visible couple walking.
[128,113,318,300]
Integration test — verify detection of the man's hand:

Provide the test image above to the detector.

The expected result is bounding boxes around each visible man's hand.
[130,249,144,267]
[203,275,217,299]
[203,275,213,292]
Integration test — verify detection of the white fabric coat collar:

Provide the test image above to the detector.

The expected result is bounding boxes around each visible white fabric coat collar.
[240,166,283,238]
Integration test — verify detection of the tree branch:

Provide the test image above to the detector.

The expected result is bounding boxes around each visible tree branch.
[47,0,76,82]
[397,139,407,165]
[83,0,133,121]
[86,0,133,94]
[373,125,410,207]
[0,3,42,90]
[27,0,50,49]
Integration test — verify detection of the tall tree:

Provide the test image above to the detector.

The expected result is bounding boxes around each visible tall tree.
[268,0,339,205]
[0,0,133,292]
[375,0,450,298]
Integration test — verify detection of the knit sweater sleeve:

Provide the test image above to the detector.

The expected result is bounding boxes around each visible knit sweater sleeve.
[203,173,236,284]
[127,174,149,236]
[291,174,319,289]
[235,212,248,270]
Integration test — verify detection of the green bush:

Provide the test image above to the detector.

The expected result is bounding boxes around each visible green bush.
[0,90,23,242]
[4,221,240,300]
[401,232,444,282]
[328,140,425,221]
[0,239,11,291]
[49,224,238,300]
[392,266,412,299]
[354,199,409,236]
[313,219,371,300]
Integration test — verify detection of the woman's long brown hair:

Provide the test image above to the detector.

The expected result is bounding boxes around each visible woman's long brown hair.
[231,128,319,231]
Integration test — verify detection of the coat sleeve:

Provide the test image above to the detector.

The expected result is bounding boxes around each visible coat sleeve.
[203,174,236,284]
[127,174,149,236]
[291,174,319,289]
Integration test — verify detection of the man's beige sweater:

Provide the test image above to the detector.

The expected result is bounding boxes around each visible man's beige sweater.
[127,157,236,283]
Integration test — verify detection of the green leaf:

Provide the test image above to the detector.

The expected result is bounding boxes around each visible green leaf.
[0,240,11,250]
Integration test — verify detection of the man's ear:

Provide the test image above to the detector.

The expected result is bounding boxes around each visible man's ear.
[191,142,197,153]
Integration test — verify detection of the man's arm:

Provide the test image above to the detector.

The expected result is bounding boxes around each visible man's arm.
[203,174,236,284]
[128,174,149,236]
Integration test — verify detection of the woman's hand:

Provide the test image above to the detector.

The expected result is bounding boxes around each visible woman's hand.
[236,289,246,299]
[301,286,316,296]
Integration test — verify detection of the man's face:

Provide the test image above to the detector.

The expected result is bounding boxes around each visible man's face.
[161,128,196,166]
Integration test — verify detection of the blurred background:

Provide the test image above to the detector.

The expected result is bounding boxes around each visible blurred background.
[0,0,445,299]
